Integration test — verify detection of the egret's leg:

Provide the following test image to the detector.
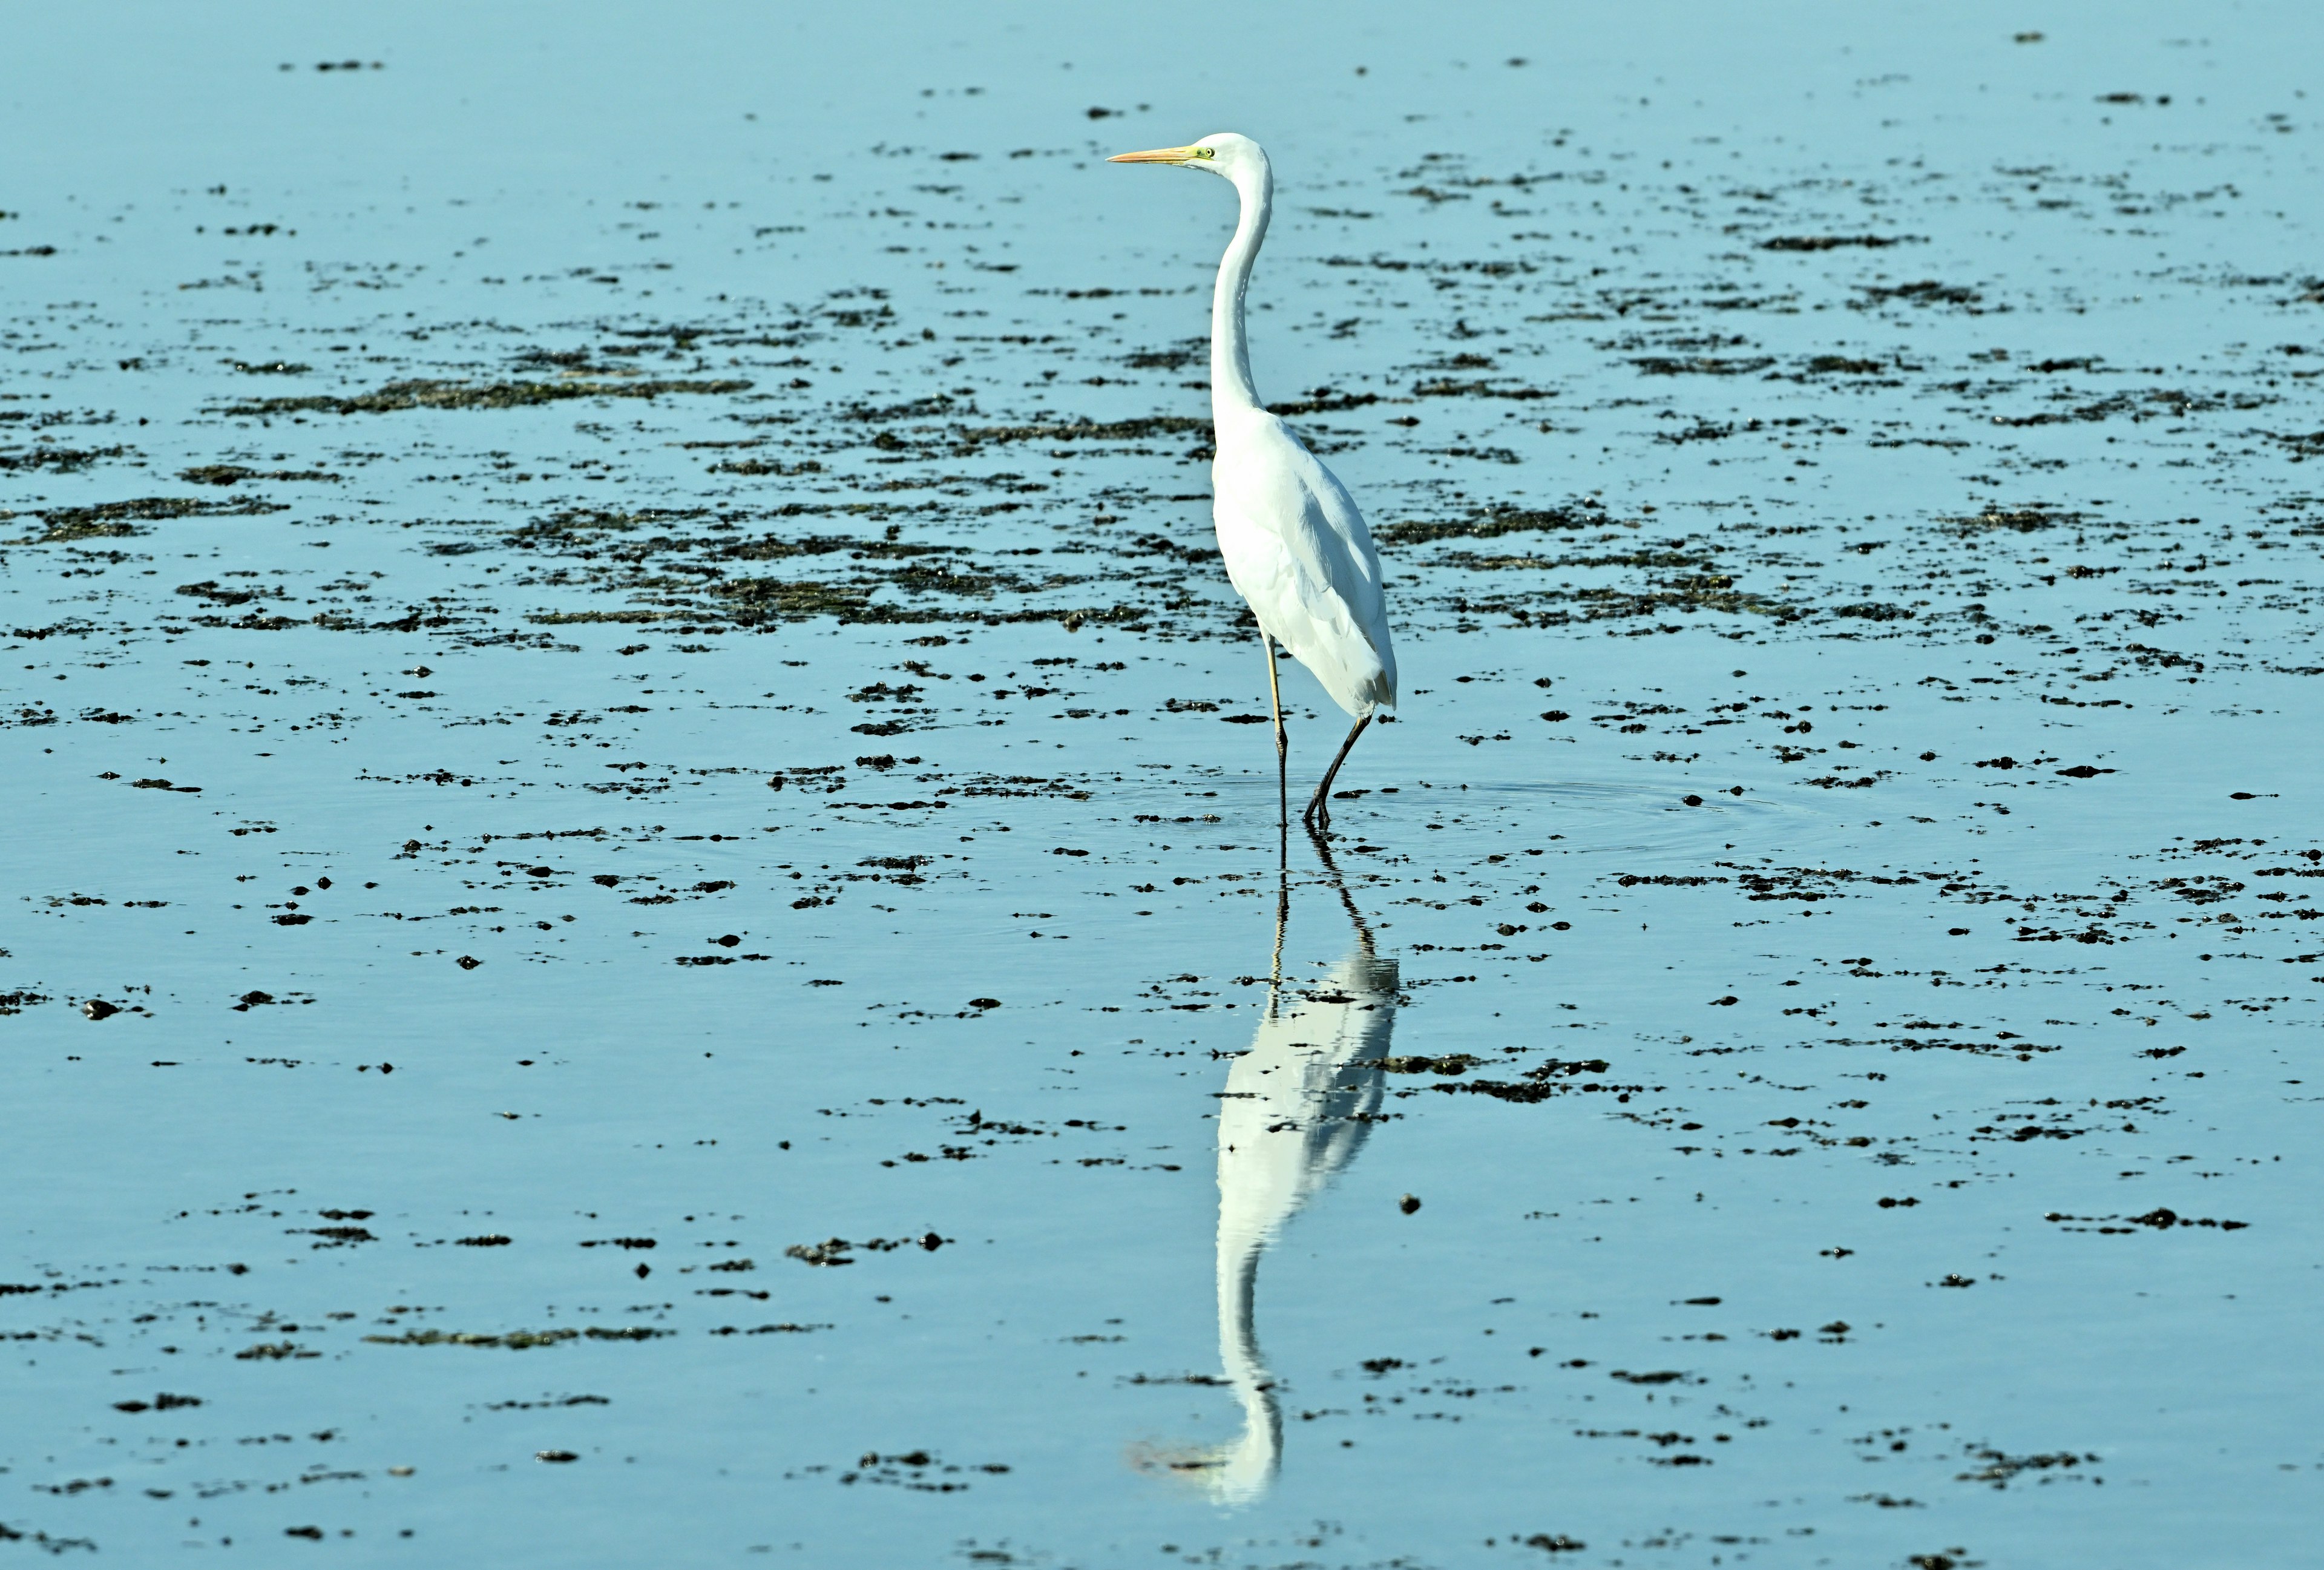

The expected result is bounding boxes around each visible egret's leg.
[1301,712,1374,834]
[1260,631,1288,854]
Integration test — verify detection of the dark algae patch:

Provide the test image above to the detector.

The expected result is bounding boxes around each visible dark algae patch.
[11,495,285,543]
[214,376,752,417]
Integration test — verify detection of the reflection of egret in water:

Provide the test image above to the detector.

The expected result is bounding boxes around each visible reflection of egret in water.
[1142,852,1398,1505]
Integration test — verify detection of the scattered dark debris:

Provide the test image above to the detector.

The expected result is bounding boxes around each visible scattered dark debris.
[213,377,752,418]
[179,463,341,485]
[1957,1446,2101,1488]
[363,1326,670,1348]
[784,1233,947,1266]
[2044,1207,2247,1233]
[1381,501,1616,547]
[14,494,285,543]
[1760,234,1919,251]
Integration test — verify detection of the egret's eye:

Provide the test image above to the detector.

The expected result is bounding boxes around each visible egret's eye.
[1192,147,1215,160]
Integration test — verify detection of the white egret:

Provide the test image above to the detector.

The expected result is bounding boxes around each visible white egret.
[1111,134,1396,835]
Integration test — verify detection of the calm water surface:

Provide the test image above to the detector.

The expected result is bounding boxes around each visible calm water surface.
[4,3,2321,1565]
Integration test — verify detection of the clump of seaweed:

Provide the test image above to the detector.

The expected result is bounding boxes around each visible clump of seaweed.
[1380,501,1617,547]
[213,376,750,417]
[11,495,285,544]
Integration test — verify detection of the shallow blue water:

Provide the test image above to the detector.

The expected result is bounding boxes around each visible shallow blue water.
[4,2,2322,1565]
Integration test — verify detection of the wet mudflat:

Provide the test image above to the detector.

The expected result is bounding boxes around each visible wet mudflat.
[4,2,2322,1565]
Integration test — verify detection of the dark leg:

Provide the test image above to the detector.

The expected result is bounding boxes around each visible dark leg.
[1301,711,1373,835]
[1259,631,1288,864]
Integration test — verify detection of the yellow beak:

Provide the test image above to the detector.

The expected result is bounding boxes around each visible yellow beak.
[1108,145,1203,166]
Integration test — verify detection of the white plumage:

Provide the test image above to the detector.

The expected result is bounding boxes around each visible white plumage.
[1112,133,1396,832]
[1213,404,1397,717]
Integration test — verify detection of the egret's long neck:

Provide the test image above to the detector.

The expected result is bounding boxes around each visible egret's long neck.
[1210,166,1272,416]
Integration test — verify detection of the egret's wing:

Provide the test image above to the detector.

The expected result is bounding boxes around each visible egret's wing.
[1272,427,1385,614]
[1213,415,1397,714]
[1215,418,1384,636]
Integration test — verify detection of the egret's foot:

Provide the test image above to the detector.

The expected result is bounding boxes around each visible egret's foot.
[1302,790,1331,833]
